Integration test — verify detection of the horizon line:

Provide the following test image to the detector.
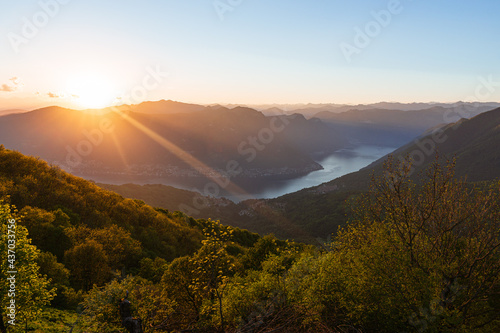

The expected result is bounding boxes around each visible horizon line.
[2,99,500,113]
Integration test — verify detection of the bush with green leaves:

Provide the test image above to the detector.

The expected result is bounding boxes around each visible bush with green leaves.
[81,276,174,333]
[293,157,500,332]
[0,203,55,333]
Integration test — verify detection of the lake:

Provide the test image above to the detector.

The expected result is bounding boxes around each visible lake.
[89,145,397,202]
[224,145,397,201]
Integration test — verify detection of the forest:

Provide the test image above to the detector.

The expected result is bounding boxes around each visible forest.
[1,146,499,332]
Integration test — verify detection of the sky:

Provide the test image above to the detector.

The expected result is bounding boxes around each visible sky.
[1,0,499,110]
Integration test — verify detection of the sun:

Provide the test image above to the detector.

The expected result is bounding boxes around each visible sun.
[67,73,118,109]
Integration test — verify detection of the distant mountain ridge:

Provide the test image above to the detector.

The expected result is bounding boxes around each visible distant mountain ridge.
[0,101,346,196]
[122,99,206,114]
[100,107,500,244]
[279,106,500,199]
[221,101,500,118]
[0,109,26,116]
[312,104,497,147]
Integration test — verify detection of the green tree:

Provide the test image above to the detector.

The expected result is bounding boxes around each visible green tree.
[0,203,54,333]
[138,257,167,283]
[36,251,71,308]
[81,276,174,333]
[90,224,143,269]
[18,206,71,260]
[64,239,111,291]
[189,219,234,331]
[64,224,143,284]
[240,234,282,271]
[161,256,203,329]
[222,248,308,332]
[329,156,500,332]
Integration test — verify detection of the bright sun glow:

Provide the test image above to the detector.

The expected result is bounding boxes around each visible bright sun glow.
[67,73,117,109]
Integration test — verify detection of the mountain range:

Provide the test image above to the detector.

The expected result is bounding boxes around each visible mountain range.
[1,100,499,244]
[100,106,500,244]
[228,101,500,117]
[0,102,345,196]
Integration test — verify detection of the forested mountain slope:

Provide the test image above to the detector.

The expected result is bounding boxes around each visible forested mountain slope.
[102,108,500,244]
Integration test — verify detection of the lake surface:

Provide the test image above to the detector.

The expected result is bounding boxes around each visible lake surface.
[90,145,397,202]
[224,145,397,201]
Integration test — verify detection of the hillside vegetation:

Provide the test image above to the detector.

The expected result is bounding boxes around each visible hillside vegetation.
[1,146,499,332]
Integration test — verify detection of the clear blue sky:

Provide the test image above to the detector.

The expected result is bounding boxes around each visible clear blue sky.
[1,0,499,109]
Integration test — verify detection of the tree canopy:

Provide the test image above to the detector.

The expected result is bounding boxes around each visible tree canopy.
[0,203,54,332]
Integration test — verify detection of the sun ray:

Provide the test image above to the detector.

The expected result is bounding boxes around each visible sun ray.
[111,111,316,242]
[109,130,131,173]
[112,109,249,197]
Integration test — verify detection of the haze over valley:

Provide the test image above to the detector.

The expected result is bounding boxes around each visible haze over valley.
[1,100,497,202]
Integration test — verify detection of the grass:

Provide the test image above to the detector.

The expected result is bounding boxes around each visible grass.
[8,307,83,333]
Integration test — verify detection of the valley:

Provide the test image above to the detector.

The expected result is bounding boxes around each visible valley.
[99,105,500,244]
[1,101,495,196]
[97,144,397,202]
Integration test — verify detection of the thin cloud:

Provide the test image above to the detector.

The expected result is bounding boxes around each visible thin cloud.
[47,92,63,98]
[0,84,15,92]
[0,77,22,92]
